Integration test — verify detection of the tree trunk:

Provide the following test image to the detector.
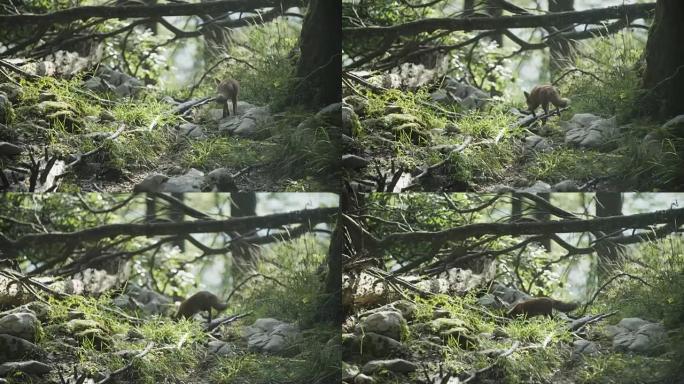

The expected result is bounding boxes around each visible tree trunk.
[534,193,551,251]
[595,193,623,274]
[170,193,185,252]
[464,0,475,15]
[230,192,259,276]
[486,0,503,47]
[320,201,343,325]
[291,0,341,107]
[641,0,684,120]
[548,0,575,74]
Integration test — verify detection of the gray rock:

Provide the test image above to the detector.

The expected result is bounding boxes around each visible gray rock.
[33,100,76,116]
[203,168,237,192]
[362,359,417,375]
[0,334,41,362]
[0,303,50,322]
[0,313,40,342]
[342,105,360,137]
[606,318,667,354]
[490,282,529,304]
[207,340,238,356]
[84,76,106,92]
[0,141,22,157]
[429,89,450,104]
[521,181,551,193]
[36,61,56,76]
[219,105,271,138]
[341,154,369,170]
[343,95,369,116]
[342,332,407,360]
[0,83,22,102]
[662,114,684,129]
[178,123,205,139]
[133,174,169,193]
[0,360,51,376]
[552,179,580,192]
[524,135,552,153]
[342,361,360,381]
[354,373,375,384]
[562,114,618,149]
[97,67,144,97]
[360,300,417,322]
[65,319,101,334]
[477,294,500,309]
[112,294,135,309]
[162,169,204,193]
[243,318,301,355]
[0,360,51,377]
[573,340,599,356]
[429,78,489,110]
[317,102,342,118]
[355,311,406,341]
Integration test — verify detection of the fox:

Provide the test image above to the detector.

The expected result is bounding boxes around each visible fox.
[216,78,239,118]
[507,297,578,318]
[523,85,569,117]
[174,291,228,322]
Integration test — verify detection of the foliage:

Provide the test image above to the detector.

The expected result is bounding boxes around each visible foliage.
[264,110,340,190]
[410,293,575,384]
[525,148,618,182]
[14,77,176,174]
[180,137,264,170]
[577,354,671,384]
[100,20,169,83]
[203,19,300,109]
[363,193,511,269]
[561,31,645,122]
[246,236,330,325]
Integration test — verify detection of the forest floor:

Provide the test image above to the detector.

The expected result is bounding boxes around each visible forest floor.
[0,69,338,193]
[342,81,682,193]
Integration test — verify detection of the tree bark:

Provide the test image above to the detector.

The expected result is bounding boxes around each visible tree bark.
[170,193,186,252]
[534,193,551,251]
[230,192,259,275]
[594,193,623,272]
[641,0,684,120]
[548,0,575,74]
[464,0,475,16]
[486,0,503,46]
[291,0,341,107]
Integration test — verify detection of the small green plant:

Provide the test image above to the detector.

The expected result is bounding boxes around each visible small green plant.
[525,148,619,182]
[181,137,264,170]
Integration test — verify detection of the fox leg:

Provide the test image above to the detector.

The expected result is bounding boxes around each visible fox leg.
[223,102,229,118]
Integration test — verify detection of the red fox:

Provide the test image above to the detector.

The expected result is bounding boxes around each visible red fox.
[523,85,569,117]
[174,291,228,322]
[507,297,578,318]
[216,78,239,118]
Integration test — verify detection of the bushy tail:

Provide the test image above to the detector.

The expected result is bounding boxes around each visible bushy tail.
[558,97,570,108]
[551,299,577,312]
[213,302,228,311]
